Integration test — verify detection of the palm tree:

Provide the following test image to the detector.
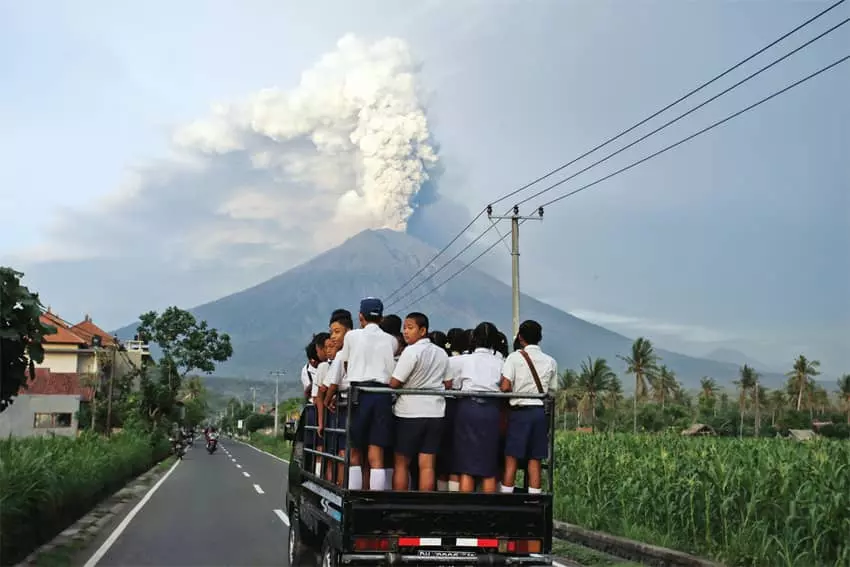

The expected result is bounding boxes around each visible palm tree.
[619,337,660,434]
[787,355,821,411]
[576,357,616,428]
[699,377,718,416]
[555,369,579,429]
[604,376,624,410]
[650,365,678,410]
[182,376,204,402]
[735,365,757,437]
[838,374,850,424]
[768,389,787,427]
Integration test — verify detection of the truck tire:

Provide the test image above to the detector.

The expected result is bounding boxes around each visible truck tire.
[287,508,309,566]
[320,533,340,567]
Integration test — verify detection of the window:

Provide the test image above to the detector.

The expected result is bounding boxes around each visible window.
[33,412,74,428]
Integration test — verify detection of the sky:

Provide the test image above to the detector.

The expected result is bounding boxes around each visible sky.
[1,0,847,377]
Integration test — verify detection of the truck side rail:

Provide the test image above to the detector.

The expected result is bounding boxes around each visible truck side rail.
[301,387,556,494]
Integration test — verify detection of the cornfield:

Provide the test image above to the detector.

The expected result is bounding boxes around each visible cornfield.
[552,433,850,567]
[0,431,169,565]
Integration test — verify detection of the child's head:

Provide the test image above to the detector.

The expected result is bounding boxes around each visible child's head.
[359,297,384,327]
[446,328,469,355]
[380,314,405,355]
[429,330,450,355]
[305,341,319,367]
[496,331,509,358]
[323,335,338,360]
[329,309,353,349]
[313,332,331,362]
[517,320,543,346]
[472,322,500,352]
[403,312,429,345]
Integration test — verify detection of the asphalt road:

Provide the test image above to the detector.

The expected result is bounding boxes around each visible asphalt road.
[84,438,297,567]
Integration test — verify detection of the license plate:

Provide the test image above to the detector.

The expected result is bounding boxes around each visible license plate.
[417,550,477,560]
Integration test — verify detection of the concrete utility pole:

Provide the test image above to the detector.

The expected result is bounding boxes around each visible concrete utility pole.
[487,204,544,339]
[249,387,257,413]
[105,345,117,437]
[269,370,286,436]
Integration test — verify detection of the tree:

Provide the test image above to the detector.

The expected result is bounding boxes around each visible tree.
[838,374,850,425]
[136,307,233,379]
[699,377,718,416]
[604,376,624,411]
[650,365,678,410]
[0,268,57,412]
[735,364,758,438]
[618,337,659,434]
[786,355,820,412]
[576,357,616,428]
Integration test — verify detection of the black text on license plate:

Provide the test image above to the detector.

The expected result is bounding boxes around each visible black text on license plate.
[417,550,477,559]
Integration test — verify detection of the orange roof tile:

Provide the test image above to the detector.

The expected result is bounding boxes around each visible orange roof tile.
[71,317,117,347]
[22,368,93,401]
[40,314,87,345]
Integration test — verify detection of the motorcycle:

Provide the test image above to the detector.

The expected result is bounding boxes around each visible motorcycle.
[170,436,186,460]
[206,434,218,454]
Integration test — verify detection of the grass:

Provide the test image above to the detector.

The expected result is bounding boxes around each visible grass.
[552,432,850,567]
[0,431,169,566]
[247,432,291,460]
[551,539,641,566]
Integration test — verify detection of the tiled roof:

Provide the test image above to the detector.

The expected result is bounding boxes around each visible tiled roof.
[21,368,93,401]
[40,314,87,345]
[71,318,117,347]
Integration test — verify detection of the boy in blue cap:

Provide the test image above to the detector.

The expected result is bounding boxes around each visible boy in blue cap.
[335,297,397,490]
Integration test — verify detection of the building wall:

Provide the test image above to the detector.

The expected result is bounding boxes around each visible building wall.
[77,351,97,375]
[34,344,81,373]
[0,395,80,438]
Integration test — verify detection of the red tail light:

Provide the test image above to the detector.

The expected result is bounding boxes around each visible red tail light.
[353,537,391,551]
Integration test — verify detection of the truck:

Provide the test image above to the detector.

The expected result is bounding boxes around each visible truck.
[284,386,556,566]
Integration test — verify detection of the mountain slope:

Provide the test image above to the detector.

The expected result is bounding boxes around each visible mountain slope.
[115,229,784,390]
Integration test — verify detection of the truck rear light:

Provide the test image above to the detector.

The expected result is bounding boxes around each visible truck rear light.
[500,539,542,553]
[353,537,391,551]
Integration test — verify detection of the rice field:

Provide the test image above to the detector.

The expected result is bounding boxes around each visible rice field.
[0,431,169,565]
[552,433,850,567]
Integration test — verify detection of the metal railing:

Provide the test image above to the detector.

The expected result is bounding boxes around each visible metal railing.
[300,385,556,494]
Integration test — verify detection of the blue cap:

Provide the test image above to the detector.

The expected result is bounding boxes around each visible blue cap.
[359,297,384,317]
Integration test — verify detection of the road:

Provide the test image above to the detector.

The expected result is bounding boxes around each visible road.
[83,438,297,567]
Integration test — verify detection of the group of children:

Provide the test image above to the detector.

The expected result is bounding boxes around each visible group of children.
[299,297,558,495]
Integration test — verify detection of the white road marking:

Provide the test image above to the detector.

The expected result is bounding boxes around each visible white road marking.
[253,484,265,494]
[231,458,237,463]
[83,459,180,567]
[243,471,251,478]
[234,439,289,464]
[273,509,290,526]
[236,464,242,469]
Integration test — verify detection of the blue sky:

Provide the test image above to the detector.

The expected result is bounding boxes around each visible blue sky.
[1,1,847,377]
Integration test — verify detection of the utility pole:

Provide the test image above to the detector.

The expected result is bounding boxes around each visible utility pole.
[105,345,117,437]
[487,204,544,338]
[249,387,257,413]
[269,370,286,436]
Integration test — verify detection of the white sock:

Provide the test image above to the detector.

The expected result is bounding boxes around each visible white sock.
[385,468,394,488]
[437,480,449,491]
[348,466,363,490]
[314,462,322,476]
[448,481,460,492]
[529,487,542,494]
[370,469,387,491]
[500,484,514,493]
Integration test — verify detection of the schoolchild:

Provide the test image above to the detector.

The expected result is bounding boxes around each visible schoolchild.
[302,341,320,466]
[390,312,450,491]
[335,298,397,491]
[428,330,451,356]
[438,327,469,492]
[451,322,504,493]
[500,320,558,494]
[311,332,331,477]
[324,309,354,485]
[495,332,509,360]
[379,313,404,485]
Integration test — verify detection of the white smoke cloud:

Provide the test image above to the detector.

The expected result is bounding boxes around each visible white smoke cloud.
[26,34,438,271]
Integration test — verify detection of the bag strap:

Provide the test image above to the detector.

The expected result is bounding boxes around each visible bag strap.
[518,349,544,394]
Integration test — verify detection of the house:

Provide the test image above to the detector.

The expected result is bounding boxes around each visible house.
[0,368,92,438]
[786,429,818,442]
[682,423,717,437]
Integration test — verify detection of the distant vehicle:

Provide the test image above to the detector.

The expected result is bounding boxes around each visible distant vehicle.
[285,386,555,566]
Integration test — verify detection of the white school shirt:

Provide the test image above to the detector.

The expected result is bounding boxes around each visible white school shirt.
[455,348,502,393]
[325,357,349,390]
[392,338,450,418]
[447,354,467,391]
[313,362,329,398]
[335,323,397,385]
[501,345,558,407]
[301,363,317,402]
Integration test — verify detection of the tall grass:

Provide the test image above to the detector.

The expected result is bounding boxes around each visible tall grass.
[552,433,850,566]
[0,431,169,565]
[247,432,291,460]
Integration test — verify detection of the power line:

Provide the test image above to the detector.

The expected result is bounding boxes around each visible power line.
[514,15,849,209]
[397,54,850,311]
[381,0,846,303]
[386,14,848,309]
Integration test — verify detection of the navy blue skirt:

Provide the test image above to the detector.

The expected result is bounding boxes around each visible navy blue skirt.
[437,397,458,476]
[303,404,317,447]
[452,397,500,479]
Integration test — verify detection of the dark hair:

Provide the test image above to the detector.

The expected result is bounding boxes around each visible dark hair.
[380,314,402,336]
[330,309,353,329]
[513,335,522,352]
[472,322,500,353]
[429,331,450,355]
[405,312,429,332]
[518,320,542,345]
[496,331,509,358]
[446,328,469,355]
[466,329,475,353]
[305,341,318,361]
[313,332,330,349]
[363,312,382,323]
